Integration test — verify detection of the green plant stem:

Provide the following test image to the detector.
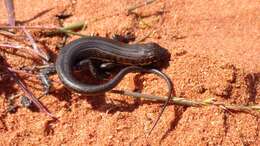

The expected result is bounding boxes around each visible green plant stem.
[110,89,260,112]
[0,21,87,37]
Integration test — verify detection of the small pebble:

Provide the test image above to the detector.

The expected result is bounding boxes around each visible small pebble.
[21,96,33,108]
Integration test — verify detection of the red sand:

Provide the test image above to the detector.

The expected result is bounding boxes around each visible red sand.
[0,0,259,145]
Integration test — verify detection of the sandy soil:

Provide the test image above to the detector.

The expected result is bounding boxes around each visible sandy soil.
[0,0,259,145]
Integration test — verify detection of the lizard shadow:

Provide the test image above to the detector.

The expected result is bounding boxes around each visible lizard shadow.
[53,74,171,114]
[245,72,260,103]
[0,56,21,113]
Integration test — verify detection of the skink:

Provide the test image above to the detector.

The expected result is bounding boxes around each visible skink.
[55,36,172,134]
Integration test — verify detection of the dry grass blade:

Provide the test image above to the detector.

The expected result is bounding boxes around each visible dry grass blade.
[128,0,157,13]
[22,26,50,62]
[0,56,57,119]
[0,43,22,49]
[0,25,58,30]
[0,30,16,36]
[0,43,41,59]
[4,0,15,26]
